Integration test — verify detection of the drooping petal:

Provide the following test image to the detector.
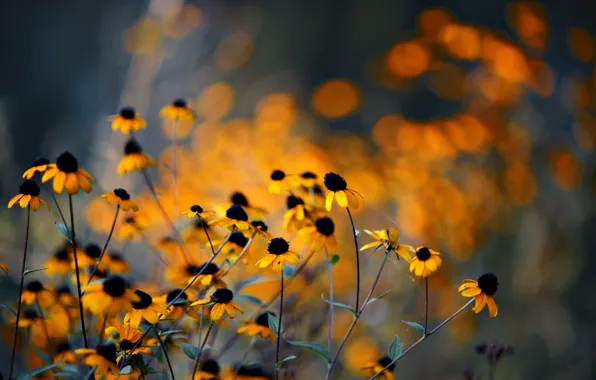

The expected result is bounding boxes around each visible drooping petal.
[335,191,348,208]
[77,172,92,192]
[53,171,66,193]
[256,254,277,269]
[8,194,23,208]
[461,287,482,297]
[325,191,334,211]
[360,241,383,251]
[345,189,362,208]
[65,173,79,194]
[473,294,487,314]
[458,280,478,292]
[486,296,498,318]
[210,303,225,320]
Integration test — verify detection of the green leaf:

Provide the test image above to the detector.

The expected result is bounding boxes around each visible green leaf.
[355,229,361,237]
[285,340,329,360]
[52,371,85,379]
[235,275,277,291]
[1,303,17,316]
[388,334,403,359]
[24,267,47,276]
[119,366,133,375]
[34,347,53,364]
[236,294,263,305]
[159,329,188,337]
[276,355,297,369]
[177,340,198,361]
[330,255,340,265]
[401,320,425,334]
[18,360,61,380]
[268,313,284,335]
[320,293,357,318]
[171,297,189,306]
[203,344,217,353]
[54,223,73,242]
[365,289,390,307]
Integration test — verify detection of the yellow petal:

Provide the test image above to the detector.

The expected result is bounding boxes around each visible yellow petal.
[325,191,334,211]
[473,294,487,314]
[335,191,348,208]
[461,287,481,297]
[53,171,66,193]
[8,194,23,208]
[487,296,498,318]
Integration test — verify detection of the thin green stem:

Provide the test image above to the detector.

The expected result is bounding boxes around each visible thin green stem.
[324,249,334,366]
[192,320,215,377]
[86,205,119,287]
[275,270,284,380]
[201,221,215,256]
[69,194,89,348]
[9,206,31,379]
[424,277,429,334]
[51,193,67,226]
[233,338,256,380]
[219,233,255,277]
[172,119,179,216]
[152,325,176,380]
[346,207,360,310]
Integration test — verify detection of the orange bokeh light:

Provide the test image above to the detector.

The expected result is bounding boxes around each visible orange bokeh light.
[311,79,360,118]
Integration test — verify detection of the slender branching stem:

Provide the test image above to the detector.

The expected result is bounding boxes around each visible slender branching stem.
[86,205,119,286]
[424,277,429,334]
[192,320,215,378]
[275,270,284,380]
[201,221,215,256]
[51,193,67,225]
[345,207,360,310]
[324,248,335,366]
[69,194,88,348]
[171,119,179,216]
[152,325,176,380]
[220,233,255,277]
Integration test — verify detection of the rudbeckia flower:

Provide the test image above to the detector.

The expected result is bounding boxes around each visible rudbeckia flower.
[75,243,106,270]
[76,269,108,291]
[223,231,251,262]
[13,307,44,328]
[183,219,219,245]
[118,216,145,241]
[223,363,271,380]
[75,344,119,378]
[360,227,414,261]
[8,179,49,211]
[111,107,146,135]
[210,204,252,231]
[362,356,395,380]
[106,252,129,274]
[283,195,308,232]
[181,204,216,220]
[160,98,195,121]
[41,151,95,194]
[22,157,50,179]
[155,288,195,321]
[82,276,136,316]
[409,247,442,277]
[193,359,221,380]
[124,290,168,327]
[56,284,78,310]
[250,220,271,239]
[167,261,226,289]
[268,170,299,194]
[323,172,362,211]
[256,237,301,272]
[117,139,156,175]
[45,246,72,276]
[459,273,499,318]
[101,188,139,212]
[191,288,244,321]
[299,171,319,189]
[299,216,339,254]
[236,311,276,344]
[22,280,55,308]
[104,323,156,357]
[217,192,267,220]
[53,341,77,365]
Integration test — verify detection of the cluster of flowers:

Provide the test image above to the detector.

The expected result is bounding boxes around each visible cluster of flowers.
[2,100,499,380]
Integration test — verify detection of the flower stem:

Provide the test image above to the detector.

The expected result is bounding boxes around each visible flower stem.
[219,233,255,277]
[172,119,179,216]
[152,325,176,380]
[51,193,67,225]
[275,270,284,380]
[424,277,429,335]
[368,298,475,379]
[69,194,89,348]
[86,205,119,287]
[9,206,31,379]
[324,249,335,366]
[345,207,360,310]
[35,300,51,351]
[192,320,215,377]
[201,221,215,256]
[233,338,256,380]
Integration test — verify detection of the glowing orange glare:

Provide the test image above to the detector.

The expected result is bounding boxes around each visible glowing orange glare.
[490,43,529,83]
[125,18,161,55]
[528,59,554,97]
[505,162,537,205]
[196,82,234,121]
[311,79,360,118]
[439,24,481,60]
[569,27,595,63]
[508,3,548,50]
[418,8,454,41]
[214,31,255,71]
[256,93,298,132]
[386,40,431,78]
[372,114,402,151]
[163,5,203,38]
[548,148,582,190]
[429,62,466,99]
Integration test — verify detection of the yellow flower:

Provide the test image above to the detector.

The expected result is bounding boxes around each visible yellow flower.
[209,204,252,231]
[362,356,395,380]
[409,246,442,277]
[222,231,252,263]
[268,170,299,194]
[8,179,49,211]
[104,323,156,357]
[236,312,276,343]
[101,188,139,212]
[191,288,244,321]
[192,359,222,380]
[75,344,119,378]
[117,139,156,175]
[75,243,107,270]
[216,192,267,220]
[183,218,219,245]
[360,227,414,261]
[459,273,499,318]
[298,217,339,254]
[180,204,216,220]
[82,276,136,316]
[111,107,147,135]
[160,98,195,121]
[166,261,226,289]
[106,252,129,274]
[45,246,72,277]
[154,288,197,322]
[255,237,301,272]
[283,195,309,232]
[118,215,145,241]
[299,170,319,189]
[323,172,362,211]
[21,280,55,308]
[123,290,168,327]
[53,341,77,365]
[249,220,271,240]
[41,151,95,194]
[222,364,270,380]
[22,157,50,179]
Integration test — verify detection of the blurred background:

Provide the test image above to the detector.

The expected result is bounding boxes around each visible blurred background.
[1,0,595,379]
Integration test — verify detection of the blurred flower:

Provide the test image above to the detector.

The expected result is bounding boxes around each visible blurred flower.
[124,290,167,327]
[360,227,414,261]
[210,204,252,231]
[299,217,339,254]
[106,252,129,274]
[8,179,49,211]
[193,359,221,380]
[82,276,136,316]
[191,288,244,321]
[166,261,226,290]
[224,231,251,262]
[299,171,319,189]
[183,219,218,245]
[256,237,301,272]
[117,139,156,175]
[409,247,443,277]
[217,192,267,220]
[160,98,195,121]
[75,344,119,378]
[222,363,270,380]
[53,340,77,365]
[180,204,215,220]
[22,157,50,179]
[268,170,298,194]
[105,323,155,357]
[75,243,106,271]
[283,195,308,232]
[111,107,146,135]
[41,151,95,194]
[102,189,139,212]
[21,280,55,308]
[362,356,395,380]
[45,246,72,276]
[323,172,362,211]
[236,311,276,344]
[118,216,144,241]
[459,273,499,318]
[154,288,196,322]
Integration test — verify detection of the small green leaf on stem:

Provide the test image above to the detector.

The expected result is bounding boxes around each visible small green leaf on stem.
[330,255,340,265]
[285,340,329,360]
[276,355,297,369]
[401,320,425,334]
[365,289,390,307]
[55,223,73,242]
[268,312,284,335]
[321,293,357,318]
[177,340,198,360]
[388,334,403,359]
[23,267,47,276]
[1,303,17,316]
[18,359,62,380]
[119,366,133,375]
[236,294,263,305]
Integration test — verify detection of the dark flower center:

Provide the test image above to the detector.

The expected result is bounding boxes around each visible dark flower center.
[56,341,71,353]
[256,311,275,327]
[190,204,203,213]
[119,339,136,351]
[166,289,188,304]
[210,288,234,303]
[201,359,220,375]
[94,269,108,279]
[119,107,136,119]
[23,308,39,320]
[268,238,290,255]
[54,248,69,261]
[229,192,249,207]
[416,247,431,261]
[32,157,50,167]
[270,170,286,181]
[160,236,176,245]
[235,364,268,377]
[187,263,219,276]
[26,281,43,293]
[251,220,268,231]
[477,273,499,296]
[96,344,118,364]
[56,152,79,173]
[124,139,143,154]
[132,290,153,309]
[301,171,317,179]
[186,265,202,276]
[109,253,124,262]
[124,216,136,224]
[226,205,249,221]
[173,98,187,108]
[229,231,248,247]
[113,188,130,200]
[56,284,72,294]
[315,217,335,236]
[286,195,304,209]
[313,184,324,195]
[377,356,395,371]
[324,172,347,191]
[102,276,127,297]
[85,243,102,259]
[194,219,208,228]
[19,180,41,196]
